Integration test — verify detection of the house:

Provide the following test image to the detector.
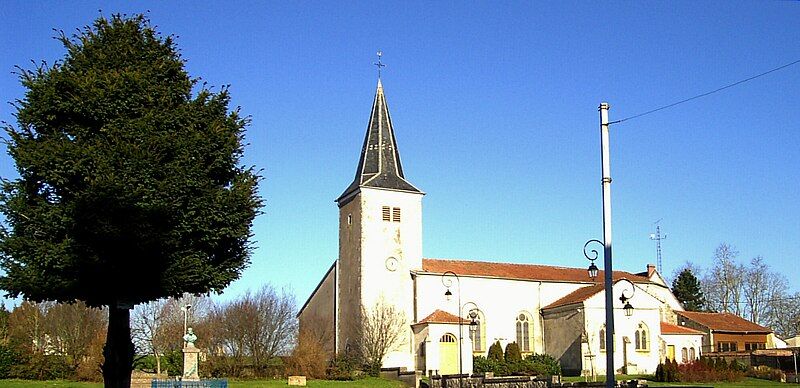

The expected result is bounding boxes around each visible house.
[676,311,773,353]
[297,79,715,376]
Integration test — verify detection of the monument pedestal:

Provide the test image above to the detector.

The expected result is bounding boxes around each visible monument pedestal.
[182,344,200,381]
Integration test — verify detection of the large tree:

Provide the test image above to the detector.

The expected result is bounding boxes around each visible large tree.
[0,14,260,387]
[671,268,706,311]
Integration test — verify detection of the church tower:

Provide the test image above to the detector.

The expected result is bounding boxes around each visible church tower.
[336,80,423,369]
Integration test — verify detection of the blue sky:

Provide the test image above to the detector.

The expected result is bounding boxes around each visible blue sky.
[1,1,798,306]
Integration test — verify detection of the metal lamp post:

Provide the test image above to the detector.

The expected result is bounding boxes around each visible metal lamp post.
[584,102,618,388]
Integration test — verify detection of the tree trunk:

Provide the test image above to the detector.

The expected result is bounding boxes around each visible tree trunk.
[103,305,134,388]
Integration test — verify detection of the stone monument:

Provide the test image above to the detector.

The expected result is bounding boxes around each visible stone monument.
[182,327,200,381]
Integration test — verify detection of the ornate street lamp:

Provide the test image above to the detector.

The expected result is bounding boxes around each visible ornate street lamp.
[441,272,481,383]
[618,279,636,317]
[584,239,602,281]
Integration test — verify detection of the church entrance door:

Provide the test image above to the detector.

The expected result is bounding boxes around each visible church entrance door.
[667,345,676,361]
[439,333,458,375]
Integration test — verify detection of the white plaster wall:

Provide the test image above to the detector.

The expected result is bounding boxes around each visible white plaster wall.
[353,187,423,370]
[661,334,704,363]
[581,282,665,375]
[421,323,474,375]
[414,273,590,360]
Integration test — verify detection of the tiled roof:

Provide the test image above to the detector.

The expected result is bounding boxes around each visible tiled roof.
[422,258,649,283]
[415,309,469,325]
[676,311,772,333]
[661,322,704,335]
[543,284,605,309]
[337,80,422,205]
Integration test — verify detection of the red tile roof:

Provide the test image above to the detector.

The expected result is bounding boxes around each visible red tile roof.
[676,311,772,333]
[543,284,605,309]
[422,258,649,283]
[661,322,705,335]
[415,309,469,325]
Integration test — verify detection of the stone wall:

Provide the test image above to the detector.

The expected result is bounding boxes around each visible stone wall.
[429,375,548,388]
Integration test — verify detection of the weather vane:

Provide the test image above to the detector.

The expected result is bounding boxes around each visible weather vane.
[374,50,386,79]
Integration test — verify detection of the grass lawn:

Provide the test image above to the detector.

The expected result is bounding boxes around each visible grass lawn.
[0,380,102,388]
[0,377,403,388]
[564,375,800,387]
[228,377,403,387]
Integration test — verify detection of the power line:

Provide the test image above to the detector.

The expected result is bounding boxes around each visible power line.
[610,58,800,125]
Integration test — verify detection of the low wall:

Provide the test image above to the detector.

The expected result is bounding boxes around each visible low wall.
[429,375,548,388]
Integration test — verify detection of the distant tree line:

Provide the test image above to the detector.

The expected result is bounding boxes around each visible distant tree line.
[671,243,800,338]
[0,284,297,381]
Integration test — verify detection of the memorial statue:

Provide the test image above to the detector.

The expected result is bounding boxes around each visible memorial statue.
[183,327,197,347]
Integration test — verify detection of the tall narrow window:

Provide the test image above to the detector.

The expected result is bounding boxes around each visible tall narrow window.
[382,206,391,221]
[599,327,606,351]
[469,311,486,352]
[516,312,532,352]
[392,207,401,222]
[635,323,649,351]
[681,347,688,363]
[689,347,696,361]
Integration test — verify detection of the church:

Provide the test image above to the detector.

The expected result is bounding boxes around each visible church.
[297,79,701,377]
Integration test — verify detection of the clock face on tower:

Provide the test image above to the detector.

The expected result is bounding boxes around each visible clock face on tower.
[385,257,399,272]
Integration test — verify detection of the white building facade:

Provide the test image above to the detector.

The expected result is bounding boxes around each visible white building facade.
[297,80,699,376]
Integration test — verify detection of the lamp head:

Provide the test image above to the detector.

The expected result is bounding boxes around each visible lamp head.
[588,262,599,281]
[623,301,634,317]
[444,288,452,301]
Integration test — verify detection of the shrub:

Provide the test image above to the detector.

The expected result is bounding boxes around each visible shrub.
[504,342,522,362]
[0,344,19,379]
[525,353,561,376]
[748,365,786,382]
[488,341,504,362]
[675,359,745,383]
[474,353,561,377]
[286,328,329,379]
[327,355,361,381]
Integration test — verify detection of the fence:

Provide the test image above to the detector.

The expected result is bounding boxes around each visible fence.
[151,380,228,388]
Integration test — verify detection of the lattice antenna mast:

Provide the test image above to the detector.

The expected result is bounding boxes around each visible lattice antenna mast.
[649,219,667,274]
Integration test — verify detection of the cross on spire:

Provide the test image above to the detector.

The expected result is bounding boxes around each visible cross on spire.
[374,50,386,79]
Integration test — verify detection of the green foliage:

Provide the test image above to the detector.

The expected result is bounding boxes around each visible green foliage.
[524,353,561,375]
[0,343,20,378]
[473,353,561,377]
[487,341,504,362]
[0,13,261,307]
[327,355,362,381]
[504,342,521,362]
[671,268,707,311]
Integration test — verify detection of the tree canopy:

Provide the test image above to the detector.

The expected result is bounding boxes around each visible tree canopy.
[0,14,260,386]
[672,268,706,311]
[0,14,260,307]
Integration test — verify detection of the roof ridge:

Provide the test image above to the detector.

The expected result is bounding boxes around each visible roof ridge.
[424,257,646,275]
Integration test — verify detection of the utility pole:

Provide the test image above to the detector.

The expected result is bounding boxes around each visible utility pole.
[649,219,667,274]
[599,102,615,388]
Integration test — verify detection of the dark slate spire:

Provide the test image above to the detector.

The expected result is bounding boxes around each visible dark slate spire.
[337,80,422,205]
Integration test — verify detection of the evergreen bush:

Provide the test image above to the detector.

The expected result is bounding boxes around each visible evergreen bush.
[488,341,504,361]
[504,342,522,362]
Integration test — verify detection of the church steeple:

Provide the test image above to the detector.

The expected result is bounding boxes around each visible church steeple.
[337,80,422,205]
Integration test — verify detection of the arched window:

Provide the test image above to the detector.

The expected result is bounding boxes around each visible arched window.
[516,312,532,352]
[469,310,486,352]
[599,327,606,351]
[681,347,688,363]
[634,323,649,351]
[440,333,457,343]
[689,347,696,361]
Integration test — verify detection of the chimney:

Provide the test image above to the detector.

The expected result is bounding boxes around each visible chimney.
[647,264,656,277]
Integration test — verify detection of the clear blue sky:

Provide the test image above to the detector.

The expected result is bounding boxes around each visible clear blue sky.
[1,2,798,306]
